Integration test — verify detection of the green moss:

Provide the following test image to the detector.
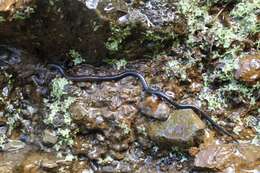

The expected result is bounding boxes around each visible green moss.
[165,60,188,81]
[69,49,85,65]
[199,90,226,111]
[0,16,5,23]
[178,0,211,38]
[0,73,19,134]
[143,30,175,55]
[105,58,128,70]
[45,77,76,151]
[12,6,35,20]
[117,121,131,135]
[175,0,259,110]
[164,50,200,81]
[51,77,70,99]
[105,23,175,60]
[105,24,131,52]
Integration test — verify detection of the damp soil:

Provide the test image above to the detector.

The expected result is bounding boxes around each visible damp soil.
[0,0,259,173]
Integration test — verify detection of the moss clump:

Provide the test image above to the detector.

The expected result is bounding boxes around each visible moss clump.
[105,58,128,70]
[174,0,259,111]
[68,49,85,66]
[105,24,132,52]
[0,16,5,23]
[45,78,75,152]
[105,23,176,61]
[12,6,35,20]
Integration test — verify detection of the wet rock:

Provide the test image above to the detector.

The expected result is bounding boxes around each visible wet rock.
[0,45,22,66]
[19,152,59,173]
[199,129,217,148]
[0,146,88,173]
[0,0,180,64]
[3,139,26,151]
[95,0,128,21]
[147,109,206,147]
[139,95,170,120]
[43,112,65,128]
[74,135,107,160]
[71,161,93,173]
[70,80,137,154]
[0,145,33,173]
[70,100,108,130]
[194,143,260,172]
[235,53,260,84]
[100,161,132,173]
[0,0,110,65]
[189,129,216,157]
[42,129,58,146]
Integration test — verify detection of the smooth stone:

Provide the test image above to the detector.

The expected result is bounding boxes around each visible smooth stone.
[235,53,260,84]
[147,109,206,147]
[42,129,58,145]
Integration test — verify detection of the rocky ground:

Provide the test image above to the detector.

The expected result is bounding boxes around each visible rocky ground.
[0,0,259,173]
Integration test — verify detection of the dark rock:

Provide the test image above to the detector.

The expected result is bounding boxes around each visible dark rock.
[0,0,110,65]
[147,109,206,147]
[51,112,66,128]
[0,45,22,65]
[195,143,260,172]
[0,0,185,64]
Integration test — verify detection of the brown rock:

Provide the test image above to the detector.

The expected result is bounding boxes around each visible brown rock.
[139,95,170,120]
[74,135,107,159]
[70,100,108,129]
[71,161,93,173]
[0,145,34,173]
[19,152,59,173]
[42,129,58,146]
[195,143,260,172]
[188,147,199,157]
[147,109,206,147]
[235,53,260,84]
